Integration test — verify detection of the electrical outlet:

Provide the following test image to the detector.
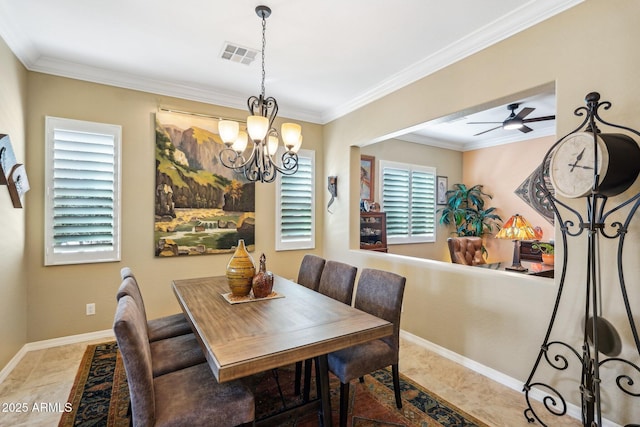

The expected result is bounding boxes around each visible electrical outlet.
[86,303,96,316]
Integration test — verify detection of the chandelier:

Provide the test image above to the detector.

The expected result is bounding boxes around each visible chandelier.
[218,5,302,183]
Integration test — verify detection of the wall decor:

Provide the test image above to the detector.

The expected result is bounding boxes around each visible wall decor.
[360,155,375,202]
[0,134,17,185]
[514,159,555,224]
[436,176,448,205]
[523,93,640,427]
[7,164,30,208]
[154,111,255,257]
[327,176,337,213]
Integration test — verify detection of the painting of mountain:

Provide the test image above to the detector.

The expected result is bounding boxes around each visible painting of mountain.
[154,111,255,256]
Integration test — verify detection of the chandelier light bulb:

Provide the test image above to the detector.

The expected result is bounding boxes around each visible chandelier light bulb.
[247,115,269,142]
[291,135,303,153]
[281,123,302,150]
[218,120,239,146]
[266,134,279,156]
[232,130,248,153]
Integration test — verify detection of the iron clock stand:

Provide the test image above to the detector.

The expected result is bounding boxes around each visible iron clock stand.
[523,92,640,427]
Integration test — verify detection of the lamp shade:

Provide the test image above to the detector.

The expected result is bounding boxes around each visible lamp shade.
[266,134,279,156]
[495,214,537,240]
[281,123,302,149]
[218,120,239,145]
[232,130,249,153]
[247,115,269,142]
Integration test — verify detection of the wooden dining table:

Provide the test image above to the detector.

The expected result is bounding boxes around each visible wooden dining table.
[172,274,392,427]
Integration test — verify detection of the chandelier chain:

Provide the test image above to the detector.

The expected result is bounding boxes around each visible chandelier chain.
[260,14,266,99]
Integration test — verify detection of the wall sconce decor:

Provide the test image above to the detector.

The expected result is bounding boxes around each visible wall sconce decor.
[327,176,337,213]
[0,134,29,208]
[0,134,17,184]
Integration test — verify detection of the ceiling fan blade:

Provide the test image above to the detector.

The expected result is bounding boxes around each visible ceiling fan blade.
[473,125,502,136]
[522,115,556,123]
[519,125,534,133]
[514,107,535,120]
[467,121,502,125]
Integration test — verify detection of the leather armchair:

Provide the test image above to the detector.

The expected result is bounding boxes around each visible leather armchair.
[447,236,486,265]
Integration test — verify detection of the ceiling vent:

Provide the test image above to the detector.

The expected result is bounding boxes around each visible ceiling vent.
[220,42,258,65]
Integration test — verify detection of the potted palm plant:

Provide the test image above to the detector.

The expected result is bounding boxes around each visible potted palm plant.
[438,183,502,257]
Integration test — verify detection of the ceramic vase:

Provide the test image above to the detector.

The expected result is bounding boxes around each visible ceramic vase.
[226,240,255,297]
[252,253,274,298]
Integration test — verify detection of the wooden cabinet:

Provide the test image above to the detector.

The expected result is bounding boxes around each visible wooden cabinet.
[360,212,387,252]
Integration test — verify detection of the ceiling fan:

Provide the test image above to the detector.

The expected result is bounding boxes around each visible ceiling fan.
[468,103,555,136]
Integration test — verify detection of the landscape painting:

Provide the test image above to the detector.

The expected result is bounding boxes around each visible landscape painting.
[154,111,255,257]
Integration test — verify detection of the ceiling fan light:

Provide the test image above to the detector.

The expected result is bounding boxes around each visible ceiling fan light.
[504,119,523,130]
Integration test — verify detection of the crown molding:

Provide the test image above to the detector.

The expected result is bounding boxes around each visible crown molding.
[0,0,582,125]
[321,0,583,124]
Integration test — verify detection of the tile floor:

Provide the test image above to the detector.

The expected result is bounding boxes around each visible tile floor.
[0,337,582,427]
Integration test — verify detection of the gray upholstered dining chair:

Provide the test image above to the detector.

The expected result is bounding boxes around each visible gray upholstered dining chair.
[296,254,326,291]
[298,260,358,400]
[293,254,326,395]
[114,295,255,427]
[117,276,205,377]
[118,267,192,342]
[317,260,357,305]
[327,268,406,427]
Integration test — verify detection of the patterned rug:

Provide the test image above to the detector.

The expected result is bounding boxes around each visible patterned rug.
[59,341,488,427]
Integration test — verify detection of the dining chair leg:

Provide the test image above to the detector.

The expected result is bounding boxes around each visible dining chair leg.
[392,364,402,409]
[271,368,286,408]
[316,355,332,427]
[294,361,303,395]
[302,358,313,401]
[339,381,350,427]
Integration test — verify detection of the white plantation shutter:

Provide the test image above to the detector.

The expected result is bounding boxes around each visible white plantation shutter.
[45,117,121,265]
[381,161,436,244]
[276,149,315,250]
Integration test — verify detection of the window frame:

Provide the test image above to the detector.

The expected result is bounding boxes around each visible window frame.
[379,159,436,245]
[275,148,315,251]
[44,116,122,266]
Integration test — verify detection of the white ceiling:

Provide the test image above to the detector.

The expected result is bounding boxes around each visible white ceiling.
[0,0,580,146]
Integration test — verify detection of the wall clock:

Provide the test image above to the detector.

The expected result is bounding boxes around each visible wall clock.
[549,131,640,198]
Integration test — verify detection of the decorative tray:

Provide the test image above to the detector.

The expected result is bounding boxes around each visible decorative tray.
[221,291,284,305]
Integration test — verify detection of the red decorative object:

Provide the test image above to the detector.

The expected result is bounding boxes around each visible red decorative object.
[252,253,274,298]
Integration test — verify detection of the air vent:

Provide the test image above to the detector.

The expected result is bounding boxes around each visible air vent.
[220,42,258,65]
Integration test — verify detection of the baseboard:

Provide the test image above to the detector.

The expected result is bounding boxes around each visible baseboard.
[0,329,114,384]
[400,330,622,427]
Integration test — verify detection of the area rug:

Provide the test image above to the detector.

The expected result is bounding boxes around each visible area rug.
[59,342,488,427]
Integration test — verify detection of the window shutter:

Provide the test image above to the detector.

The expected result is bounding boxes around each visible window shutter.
[410,170,436,237]
[380,160,436,244]
[276,150,315,250]
[381,166,410,238]
[45,117,121,265]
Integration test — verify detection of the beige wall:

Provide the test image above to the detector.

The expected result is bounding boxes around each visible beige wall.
[324,0,640,424]
[463,135,556,263]
[24,73,324,342]
[361,139,462,260]
[0,36,28,367]
[2,0,639,423]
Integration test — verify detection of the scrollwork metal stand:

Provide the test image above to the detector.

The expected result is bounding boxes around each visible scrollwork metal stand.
[523,92,640,427]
